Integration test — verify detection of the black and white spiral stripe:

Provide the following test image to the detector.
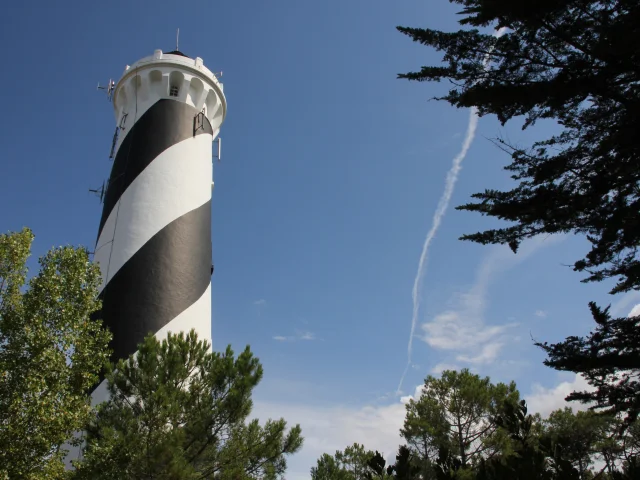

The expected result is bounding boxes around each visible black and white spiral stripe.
[93,98,214,366]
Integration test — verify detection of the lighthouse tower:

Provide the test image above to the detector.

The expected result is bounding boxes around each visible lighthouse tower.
[94,48,226,378]
[65,48,226,467]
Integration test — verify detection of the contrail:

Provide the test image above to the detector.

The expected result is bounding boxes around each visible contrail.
[397,109,479,393]
[398,28,507,395]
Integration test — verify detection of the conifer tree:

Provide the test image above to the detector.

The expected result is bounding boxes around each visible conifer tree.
[536,303,640,424]
[397,0,640,422]
[397,0,640,294]
[72,330,303,480]
[401,369,519,472]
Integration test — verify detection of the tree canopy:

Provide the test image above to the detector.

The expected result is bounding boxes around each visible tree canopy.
[72,330,303,480]
[0,228,112,479]
[401,369,519,474]
[311,443,381,480]
[536,302,640,425]
[313,370,640,479]
[397,0,640,294]
[397,0,640,427]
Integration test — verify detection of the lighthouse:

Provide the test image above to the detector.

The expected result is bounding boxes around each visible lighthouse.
[93,48,226,383]
[64,48,226,467]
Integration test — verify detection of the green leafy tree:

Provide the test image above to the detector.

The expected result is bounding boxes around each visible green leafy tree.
[311,443,379,480]
[316,446,419,480]
[0,228,112,479]
[365,447,420,480]
[400,385,449,477]
[621,420,640,462]
[477,400,581,480]
[388,446,422,480]
[312,453,353,480]
[544,408,613,478]
[596,418,640,477]
[401,369,520,475]
[72,330,302,480]
[398,0,640,428]
[338,443,380,480]
[468,400,639,479]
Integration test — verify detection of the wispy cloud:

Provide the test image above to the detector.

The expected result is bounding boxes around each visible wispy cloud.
[272,330,316,342]
[399,28,508,394]
[420,236,563,369]
[254,299,266,306]
[299,331,316,341]
[456,342,505,365]
[534,310,548,318]
[430,363,460,375]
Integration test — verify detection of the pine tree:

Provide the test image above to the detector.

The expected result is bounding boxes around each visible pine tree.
[397,0,640,427]
[477,400,581,480]
[544,407,614,477]
[536,303,640,424]
[401,369,519,472]
[397,0,640,294]
[311,443,379,480]
[72,330,303,480]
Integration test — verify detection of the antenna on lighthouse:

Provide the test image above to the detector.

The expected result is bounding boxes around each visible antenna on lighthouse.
[176,28,180,51]
[97,79,115,101]
[214,138,222,162]
[89,181,106,203]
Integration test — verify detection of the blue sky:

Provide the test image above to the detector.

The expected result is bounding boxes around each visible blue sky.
[1,1,639,478]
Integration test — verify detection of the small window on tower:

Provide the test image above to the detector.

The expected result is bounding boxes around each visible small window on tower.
[170,86,179,97]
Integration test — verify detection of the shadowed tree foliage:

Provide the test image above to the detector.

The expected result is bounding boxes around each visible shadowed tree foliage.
[397,0,640,294]
[477,400,581,480]
[480,400,638,479]
[535,303,640,425]
[397,0,640,428]
[72,330,302,480]
[365,447,422,480]
[544,407,614,477]
[0,228,112,479]
[312,374,640,479]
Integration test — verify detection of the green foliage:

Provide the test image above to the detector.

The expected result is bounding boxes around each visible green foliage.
[311,443,380,480]
[364,447,419,480]
[312,370,640,479]
[72,330,302,479]
[0,227,112,479]
[397,0,640,294]
[401,369,519,470]
[386,446,421,480]
[398,0,640,436]
[477,400,581,480]
[544,407,613,476]
[535,302,640,424]
[312,453,353,480]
